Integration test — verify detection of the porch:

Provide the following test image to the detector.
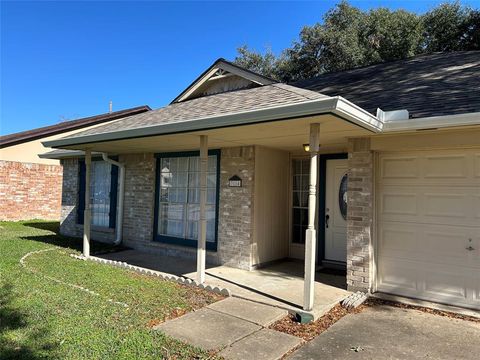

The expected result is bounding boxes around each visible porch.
[99,249,351,319]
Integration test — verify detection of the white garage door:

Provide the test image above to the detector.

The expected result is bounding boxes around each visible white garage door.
[377,149,480,310]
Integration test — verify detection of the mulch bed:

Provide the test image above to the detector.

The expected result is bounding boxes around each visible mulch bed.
[271,297,479,342]
[270,303,366,341]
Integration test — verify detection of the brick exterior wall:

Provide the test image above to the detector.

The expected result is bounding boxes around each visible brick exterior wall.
[0,160,63,221]
[58,147,256,269]
[346,138,374,292]
[217,146,255,270]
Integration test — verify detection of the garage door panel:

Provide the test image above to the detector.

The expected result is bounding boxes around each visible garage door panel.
[379,150,479,187]
[378,258,418,292]
[381,191,417,216]
[474,154,480,178]
[377,149,480,310]
[423,154,469,179]
[423,193,469,219]
[378,224,417,255]
[380,186,478,226]
[380,222,472,266]
[380,156,419,179]
[475,194,480,218]
[424,266,469,300]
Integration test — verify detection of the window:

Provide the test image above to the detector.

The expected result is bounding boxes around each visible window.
[291,158,310,244]
[154,151,220,250]
[78,159,118,228]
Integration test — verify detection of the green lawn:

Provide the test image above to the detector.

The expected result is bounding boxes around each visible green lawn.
[0,221,221,359]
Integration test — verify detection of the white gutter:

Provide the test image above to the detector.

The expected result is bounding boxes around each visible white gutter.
[101,153,125,246]
[383,111,480,132]
[43,96,382,149]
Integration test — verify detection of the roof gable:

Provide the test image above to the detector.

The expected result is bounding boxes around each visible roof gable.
[172,58,276,103]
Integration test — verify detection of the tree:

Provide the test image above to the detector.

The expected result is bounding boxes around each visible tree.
[422,2,479,52]
[234,1,479,82]
[234,45,279,80]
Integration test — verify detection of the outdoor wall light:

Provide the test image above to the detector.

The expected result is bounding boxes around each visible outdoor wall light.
[303,143,310,152]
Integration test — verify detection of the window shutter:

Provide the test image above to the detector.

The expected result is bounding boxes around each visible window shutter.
[109,164,119,229]
[77,160,86,225]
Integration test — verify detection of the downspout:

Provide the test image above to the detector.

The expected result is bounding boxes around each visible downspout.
[101,153,125,246]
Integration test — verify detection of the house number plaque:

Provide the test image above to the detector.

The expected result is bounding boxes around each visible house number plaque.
[228,175,242,187]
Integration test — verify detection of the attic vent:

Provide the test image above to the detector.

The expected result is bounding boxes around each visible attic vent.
[376,108,410,122]
[209,69,231,81]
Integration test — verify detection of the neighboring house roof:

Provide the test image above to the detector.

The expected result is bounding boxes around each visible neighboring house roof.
[171,58,277,103]
[0,105,151,148]
[54,84,329,139]
[293,51,480,119]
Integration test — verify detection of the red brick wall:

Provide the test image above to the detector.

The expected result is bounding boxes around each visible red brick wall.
[0,160,63,221]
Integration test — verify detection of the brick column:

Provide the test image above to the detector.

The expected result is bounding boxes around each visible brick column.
[346,138,373,292]
[217,146,255,270]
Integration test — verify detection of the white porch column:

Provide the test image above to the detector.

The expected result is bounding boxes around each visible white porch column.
[197,135,208,284]
[83,149,92,257]
[304,123,320,311]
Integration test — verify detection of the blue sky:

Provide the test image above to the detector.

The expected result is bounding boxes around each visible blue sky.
[1,0,479,134]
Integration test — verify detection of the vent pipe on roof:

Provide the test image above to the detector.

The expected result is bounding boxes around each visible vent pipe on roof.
[109,101,113,113]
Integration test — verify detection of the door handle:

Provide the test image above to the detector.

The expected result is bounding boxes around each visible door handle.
[325,214,330,228]
[466,246,475,251]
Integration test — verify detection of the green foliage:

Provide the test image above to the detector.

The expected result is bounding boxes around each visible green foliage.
[234,1,479,81]
[0,221,219,359]
[422,2,480,51]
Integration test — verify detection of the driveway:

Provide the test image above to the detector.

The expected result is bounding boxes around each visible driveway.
[289,305,480,360]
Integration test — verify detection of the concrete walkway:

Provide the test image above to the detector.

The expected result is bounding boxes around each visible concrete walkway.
[288,305,480,360]
[100,249,350,319]
[155,297,303,360]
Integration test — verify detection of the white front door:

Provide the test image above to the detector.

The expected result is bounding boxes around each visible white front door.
[324,159,348,263]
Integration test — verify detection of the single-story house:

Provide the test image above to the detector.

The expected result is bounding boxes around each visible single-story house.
[0,106,150,221]
[43,51,480,312]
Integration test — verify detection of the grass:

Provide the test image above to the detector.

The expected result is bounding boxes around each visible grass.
[0,221,221,359]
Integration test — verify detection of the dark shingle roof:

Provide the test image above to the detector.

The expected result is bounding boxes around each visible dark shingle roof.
[60,84,327,139]
[293,51,480,118]
[0,105,151,148]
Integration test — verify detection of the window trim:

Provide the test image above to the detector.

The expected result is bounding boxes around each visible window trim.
[77,156,118,229]
[153,150,221,251]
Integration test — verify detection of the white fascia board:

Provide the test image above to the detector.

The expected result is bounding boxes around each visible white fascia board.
[383,112,480,132]
[43,97,381,149]
[333,97,383,132]
[38,150,102,159]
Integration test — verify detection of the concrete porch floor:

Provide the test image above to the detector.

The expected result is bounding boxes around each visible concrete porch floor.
[99,249,351,319]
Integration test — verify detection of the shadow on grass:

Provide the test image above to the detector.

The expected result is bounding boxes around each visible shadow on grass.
[22,221,129,255]
[22,221,60,234]
[21,234,128,255]
[0,282,57,360]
